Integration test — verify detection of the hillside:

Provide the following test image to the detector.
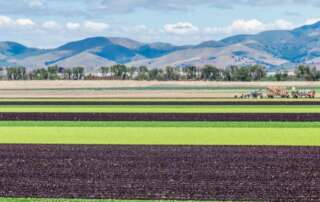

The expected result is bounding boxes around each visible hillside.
[1,21,320,72]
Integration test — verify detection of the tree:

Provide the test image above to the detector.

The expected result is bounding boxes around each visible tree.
[72,67,85,80]
[295,65,320,81]
[100,66,110,77]
[136,66,149,80]
[149,68,165,80]
[6,67,27,80]
[17,67,27,80]
[110,64,128,80]
[128,66,137,79]
[201,65,221,81]
[235,66,251,81]
[0,67,3,80]
[164,66,179,80]
[30,68,48,80]
[183,66,197,80]
[148,69,159,80]
[223,65,238,81]
[275,70,289,81]
[309,67,320,81]
[6,68,14,80]
[295,65,313,81]
[48,65,59,80]
[249,65,267,81]
[64,69,72,80]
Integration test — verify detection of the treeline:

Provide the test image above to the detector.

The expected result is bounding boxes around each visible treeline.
[97,64,267,81]
[0,64,320,81]
[2,66,84,80]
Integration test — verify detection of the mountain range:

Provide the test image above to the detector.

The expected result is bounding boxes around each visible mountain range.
[2,21,320,72]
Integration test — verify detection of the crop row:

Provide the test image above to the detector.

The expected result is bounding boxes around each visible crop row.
[1,145,319,201]
[1,100,320,105]
[1,112,320,121]
[1,121,320,128]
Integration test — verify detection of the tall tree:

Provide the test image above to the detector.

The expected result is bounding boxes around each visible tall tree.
[128,66,138,80]
[183,66,197,80]
[295,65,311,81]
[249,65,267,81]
[6,67,27,80]
[0,67,3,80]
[165,66,179,80]
[295,65,320,81]
[72,67,85,80]
[31,68,48,80]
[235,66,251,81]
[110,64,128,80]
[100,66,110,77]
[201,65,221,81]
[48,65,59,80]
[64,69,72,80]
[136,66,149,80]
[274,70,289,81]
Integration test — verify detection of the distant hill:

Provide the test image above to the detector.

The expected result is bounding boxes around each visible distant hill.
[2,21,320,72]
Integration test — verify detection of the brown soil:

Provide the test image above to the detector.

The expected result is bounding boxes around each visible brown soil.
[0,145,319,201]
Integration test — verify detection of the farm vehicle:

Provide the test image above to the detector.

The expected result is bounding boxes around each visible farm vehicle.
[238,90,264,99]
[266,86,290,98]
[237,86,316,99]
[291,89,316,98]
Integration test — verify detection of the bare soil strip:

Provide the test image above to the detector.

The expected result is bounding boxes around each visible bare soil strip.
[0,81,319,98]
[1,81,320,89]
[0,145,319,201]
[1,100,320,105]
[1,112,320,121]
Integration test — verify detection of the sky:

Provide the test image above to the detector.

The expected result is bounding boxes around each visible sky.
[0,0,320,48]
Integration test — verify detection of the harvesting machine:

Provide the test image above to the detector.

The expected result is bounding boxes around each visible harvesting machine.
[291,89,316,98]
[266,86,290,98]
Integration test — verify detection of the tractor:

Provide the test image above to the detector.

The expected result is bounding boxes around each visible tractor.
[238,90,264,99]
[291,89,316,98]
[266,86,290,98]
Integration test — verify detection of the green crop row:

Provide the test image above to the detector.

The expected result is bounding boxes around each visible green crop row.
[0,121,320,128]
[0,126,319,146]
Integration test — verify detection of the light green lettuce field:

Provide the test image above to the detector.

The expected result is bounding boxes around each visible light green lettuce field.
[0,121,319,146]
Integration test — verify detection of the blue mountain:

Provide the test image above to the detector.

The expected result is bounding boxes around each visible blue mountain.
[1,21,320,71]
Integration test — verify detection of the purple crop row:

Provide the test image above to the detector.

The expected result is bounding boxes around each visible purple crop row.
[0,145,320,201]
[0,112,320,121]
[1,101,320,105]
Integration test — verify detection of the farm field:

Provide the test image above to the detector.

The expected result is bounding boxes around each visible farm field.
[1,98,320,102]
[0,81,320,98]
[1,80,320,89]
[1,94,320,201]
[1,105,320,113]
[1,199,215,202]
[0,122,320,146]
[1,145,320,201]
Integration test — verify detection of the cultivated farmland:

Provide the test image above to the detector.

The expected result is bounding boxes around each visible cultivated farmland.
[1,83,320,201]
[1,80,320,98]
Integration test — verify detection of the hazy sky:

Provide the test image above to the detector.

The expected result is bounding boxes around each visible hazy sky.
[0,0,320,48]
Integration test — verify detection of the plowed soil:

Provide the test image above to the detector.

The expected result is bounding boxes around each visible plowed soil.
[0,145,320,201]
[1,112,320,121]
[1,101,320,105]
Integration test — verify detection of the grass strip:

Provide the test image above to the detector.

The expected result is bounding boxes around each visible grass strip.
[0,127,319,146]
[1,105,320,113]
[0,121,320,128]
